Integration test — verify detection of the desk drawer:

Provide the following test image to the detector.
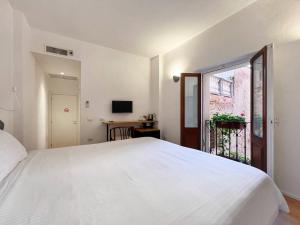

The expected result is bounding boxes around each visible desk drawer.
[134,129,160,139]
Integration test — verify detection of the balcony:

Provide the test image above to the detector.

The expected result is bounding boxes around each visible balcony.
[203,120,251,165]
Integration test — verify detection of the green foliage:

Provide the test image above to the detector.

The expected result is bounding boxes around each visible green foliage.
[210,113,250,164]
[211,113,246,124]
[220,151,251,165]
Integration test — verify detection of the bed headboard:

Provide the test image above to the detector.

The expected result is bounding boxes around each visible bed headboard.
[0,120,4,130]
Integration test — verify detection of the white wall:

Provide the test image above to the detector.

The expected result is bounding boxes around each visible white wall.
[160,0,300,199]
[12,9,24,141]
[0,0,152,149]
[150,56,160,118]
[81,43,151,144]
[0,0,37,151]
[274,40,300,200]
[150,55,165,134]
[35,63,48,149]
[0,0,14,133]
[14,11,36,150]
[30,29,151,144]
[48,77,79,96]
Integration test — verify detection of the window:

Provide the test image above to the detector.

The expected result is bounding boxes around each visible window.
[210,75,234,97]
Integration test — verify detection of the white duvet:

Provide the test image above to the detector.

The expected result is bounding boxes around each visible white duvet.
[0,137,288,225]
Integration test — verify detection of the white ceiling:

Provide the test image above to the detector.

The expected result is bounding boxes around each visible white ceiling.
[10,0,257,57]
[33,53,81,77]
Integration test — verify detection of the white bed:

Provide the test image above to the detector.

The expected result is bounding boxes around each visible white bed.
[0,137,288,225]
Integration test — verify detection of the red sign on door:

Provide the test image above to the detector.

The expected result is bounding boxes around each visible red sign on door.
[64,108,70,112]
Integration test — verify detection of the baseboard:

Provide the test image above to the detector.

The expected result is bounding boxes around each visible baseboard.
[281,190,300,201]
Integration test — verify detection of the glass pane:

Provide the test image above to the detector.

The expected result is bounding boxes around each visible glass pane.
[253,55,263,138]
[185,76,198,128]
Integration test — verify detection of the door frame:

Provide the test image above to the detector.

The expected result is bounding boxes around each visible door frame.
[198,45,274,176]
[250,46,268,172]
[49,93,80,148]
[250,44,274,176]
[180,73,202,149]
[266,44,274,177]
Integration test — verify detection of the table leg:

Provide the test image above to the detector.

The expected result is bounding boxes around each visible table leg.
[107,124,109,141]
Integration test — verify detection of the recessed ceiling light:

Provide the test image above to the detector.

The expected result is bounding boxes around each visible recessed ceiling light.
[60,72,65,75]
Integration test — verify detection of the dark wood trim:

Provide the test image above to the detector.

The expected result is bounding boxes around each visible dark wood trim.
[180,73,202,149]
[180,74,185,146]
[0,120,4,130]
[250,46,268,172]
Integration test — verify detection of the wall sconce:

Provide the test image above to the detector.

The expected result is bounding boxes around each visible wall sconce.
[173,75,180,82]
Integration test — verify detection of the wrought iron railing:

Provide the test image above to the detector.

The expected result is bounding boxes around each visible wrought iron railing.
[203,120,251,165]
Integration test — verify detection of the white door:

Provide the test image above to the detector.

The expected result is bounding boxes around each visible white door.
[51,94,79,148]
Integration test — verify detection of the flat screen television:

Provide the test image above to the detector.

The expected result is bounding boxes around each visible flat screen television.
[112,101,133,113]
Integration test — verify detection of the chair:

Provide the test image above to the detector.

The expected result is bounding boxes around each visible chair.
[109,127,134,141]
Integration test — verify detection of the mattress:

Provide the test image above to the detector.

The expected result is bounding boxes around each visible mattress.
[0,137,288,225]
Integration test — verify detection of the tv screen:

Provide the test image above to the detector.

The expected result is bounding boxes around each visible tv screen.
[112,101,133,113]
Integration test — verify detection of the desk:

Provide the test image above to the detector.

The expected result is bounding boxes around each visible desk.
[103,120,158,141]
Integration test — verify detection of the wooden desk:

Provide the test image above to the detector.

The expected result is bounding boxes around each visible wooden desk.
[103,120,158,141]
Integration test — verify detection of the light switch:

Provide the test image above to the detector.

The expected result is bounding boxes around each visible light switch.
[85,100,90,108]
[274,117,280,126]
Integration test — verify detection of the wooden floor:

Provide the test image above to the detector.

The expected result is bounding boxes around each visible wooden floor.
[274,196,300,225]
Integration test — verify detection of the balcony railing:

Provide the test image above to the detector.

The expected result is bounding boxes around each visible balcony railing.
[203,120,251,165]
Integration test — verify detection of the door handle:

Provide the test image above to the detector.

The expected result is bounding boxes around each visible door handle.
[73,121,79,124]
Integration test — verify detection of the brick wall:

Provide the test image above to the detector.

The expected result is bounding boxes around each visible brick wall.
[209,66,251,158]
[210,66,250,122]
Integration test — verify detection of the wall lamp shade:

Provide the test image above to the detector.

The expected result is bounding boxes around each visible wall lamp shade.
[173,75,180,82]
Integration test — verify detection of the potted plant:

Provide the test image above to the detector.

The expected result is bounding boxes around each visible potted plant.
[211,113,246,129]
[210,113,248,162]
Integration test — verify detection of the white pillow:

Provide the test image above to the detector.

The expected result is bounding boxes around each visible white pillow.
[0,130,27,182]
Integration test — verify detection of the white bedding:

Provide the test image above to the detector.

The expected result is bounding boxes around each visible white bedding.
[0,137,288,225]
